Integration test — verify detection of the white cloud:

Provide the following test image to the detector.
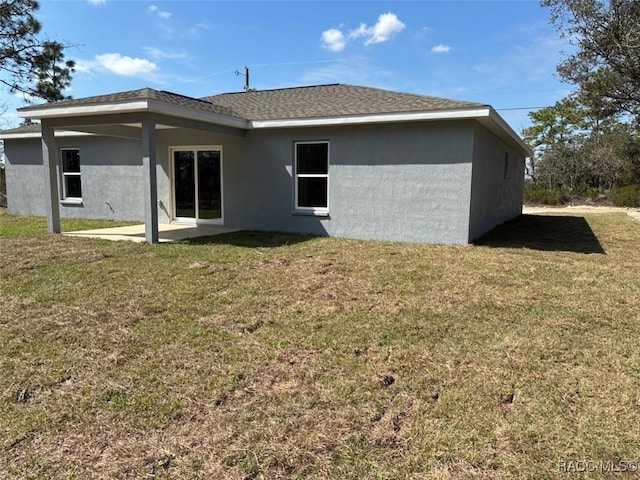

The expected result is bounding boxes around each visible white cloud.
[321,28,347,52]
[147,4,171,19]
[142,47,188,61]
[87,0,106,4]
[431,44,451,54]
[349,23,369,40]
[72,60,93,74]
[95,53,157,77]
[320,12,405,52]
[365,12,406,45]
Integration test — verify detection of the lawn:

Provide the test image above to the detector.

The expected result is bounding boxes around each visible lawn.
[1,208,639,479]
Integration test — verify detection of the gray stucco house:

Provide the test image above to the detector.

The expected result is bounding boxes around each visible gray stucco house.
[1,84,531,244]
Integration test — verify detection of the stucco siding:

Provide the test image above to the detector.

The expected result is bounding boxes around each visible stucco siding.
[468,122,525,241]
[156,121,475,243]
[220,121,475,243]
[4,119,479,244]
[322,122,474,243]
[5,136,144,221]
[5,139,44,216]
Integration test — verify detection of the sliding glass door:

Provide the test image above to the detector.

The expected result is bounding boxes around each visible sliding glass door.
[172,147,222,223]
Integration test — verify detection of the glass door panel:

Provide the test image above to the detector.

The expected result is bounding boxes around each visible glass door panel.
[172,148,222,222]
[173,150,195,218]
[197,151,221,220]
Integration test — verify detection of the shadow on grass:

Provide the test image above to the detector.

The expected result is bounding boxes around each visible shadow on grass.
[181,230,319,248]
[475,214,605,254]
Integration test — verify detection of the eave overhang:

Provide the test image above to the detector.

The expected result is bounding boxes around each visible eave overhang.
[8,100,532,157]
[17,99,249,130]
[251,106,533,157]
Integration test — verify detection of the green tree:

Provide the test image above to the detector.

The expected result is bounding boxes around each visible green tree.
[542,0,640,119]
[0,0,73,102]
[524,94,638,193]
[523,97,586,182]
[0,0,42,94]
[32,41,74,102]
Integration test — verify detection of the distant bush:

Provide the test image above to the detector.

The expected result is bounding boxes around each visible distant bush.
[609,184,640,207]
[584,187,603,201]
[524,182,570,205]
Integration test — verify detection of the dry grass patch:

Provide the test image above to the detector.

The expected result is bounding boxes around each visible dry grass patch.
[1,210,640,478]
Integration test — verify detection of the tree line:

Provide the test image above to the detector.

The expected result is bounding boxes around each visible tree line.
[1,0,75,107]
[1,0,75,206]
[525,0,640,207]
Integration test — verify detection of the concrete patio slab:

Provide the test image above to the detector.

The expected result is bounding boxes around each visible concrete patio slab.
[63,223,240,243]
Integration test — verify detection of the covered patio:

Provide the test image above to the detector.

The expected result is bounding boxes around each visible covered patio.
[18,88,247,244]
[63,223,240,243]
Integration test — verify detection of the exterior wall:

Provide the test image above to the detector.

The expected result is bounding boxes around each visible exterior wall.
[4,119,481,244]
[5,139,43,216]
[156,121,475,243]
[5,136,144,220]
[468,122,526,241]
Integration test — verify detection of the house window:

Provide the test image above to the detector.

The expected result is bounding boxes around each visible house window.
[503,152,509,179]
[294,141,329,214]
[60,148,82,200]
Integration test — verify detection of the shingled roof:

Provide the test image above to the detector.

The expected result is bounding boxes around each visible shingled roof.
[0,123,41,136]
[203,84,486,121]
[4,83,530,154]
[17,84,485,122]
[19,88,242,118]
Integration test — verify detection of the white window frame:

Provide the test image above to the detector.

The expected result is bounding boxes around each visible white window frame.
[60,147,82,202]
[294,141,329,216]
[169,145,224,225]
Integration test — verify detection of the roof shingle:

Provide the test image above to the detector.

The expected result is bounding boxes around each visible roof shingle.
[7,84,488,137]
[19,88,242,118]
[202,84,486,121]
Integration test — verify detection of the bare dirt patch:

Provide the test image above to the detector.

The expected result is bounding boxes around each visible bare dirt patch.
[524,203,640,220]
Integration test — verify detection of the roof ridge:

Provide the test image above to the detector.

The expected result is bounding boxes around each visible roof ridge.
[159,89,217,105]
[207,83,341,97]
[202,83,486,108]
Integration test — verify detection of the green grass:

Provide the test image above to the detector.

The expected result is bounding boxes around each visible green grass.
[0,208,138,237]
[1,208,640,478]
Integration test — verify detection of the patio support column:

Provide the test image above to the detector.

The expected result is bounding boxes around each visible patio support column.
[141,119,159,244]
[41,121,61,233]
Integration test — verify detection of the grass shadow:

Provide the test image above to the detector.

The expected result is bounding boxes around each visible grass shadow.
[179,230,319,248]
[475,214,605,254]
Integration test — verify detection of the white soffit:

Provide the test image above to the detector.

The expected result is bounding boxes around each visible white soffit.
[0,130,94,139]
[18,101,149,119]
[18,100,248,130]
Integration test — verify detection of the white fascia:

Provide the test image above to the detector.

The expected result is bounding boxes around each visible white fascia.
[0,130,94,140]
[18,100,249,130]
[250,107,492,129]
[18,101,150,119]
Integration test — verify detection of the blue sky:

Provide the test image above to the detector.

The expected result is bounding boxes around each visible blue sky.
[4,0,573,132]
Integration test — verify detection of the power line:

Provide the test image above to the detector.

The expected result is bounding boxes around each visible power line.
[496,106,548,111]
